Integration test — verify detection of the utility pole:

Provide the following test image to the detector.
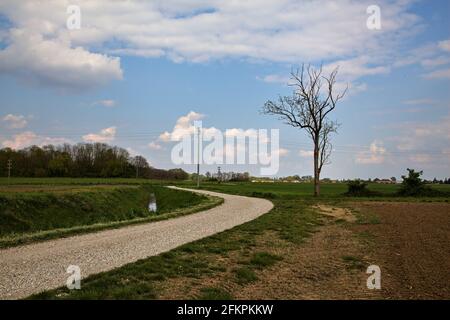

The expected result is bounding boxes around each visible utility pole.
[7,159,12,185]
[196,126,201,188]
[217,166,221,184]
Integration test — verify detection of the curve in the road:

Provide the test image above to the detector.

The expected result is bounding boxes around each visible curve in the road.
[0,187,273,299]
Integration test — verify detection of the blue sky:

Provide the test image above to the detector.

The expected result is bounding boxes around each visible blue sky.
[0,0,449,179]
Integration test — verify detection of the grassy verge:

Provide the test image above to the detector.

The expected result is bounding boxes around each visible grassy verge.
[29,198,322,300]
[0,186,223,248]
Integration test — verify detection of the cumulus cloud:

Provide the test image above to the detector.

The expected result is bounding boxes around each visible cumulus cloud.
[2,114,28,128]
[159,111,204,142]
[148,141,163,150]
[0,0,426,90]
[356,140,386,164]
[0,29,122,91]
[2,131,37,149]
[2,131,70,149]
[82,126,116,143]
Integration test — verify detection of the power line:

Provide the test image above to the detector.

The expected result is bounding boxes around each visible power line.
[2,129,447,157]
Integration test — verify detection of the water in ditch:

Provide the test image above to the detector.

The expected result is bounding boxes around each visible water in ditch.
[148,193,157,213]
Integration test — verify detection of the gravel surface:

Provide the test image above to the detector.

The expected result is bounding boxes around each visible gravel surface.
[0,187,273,299]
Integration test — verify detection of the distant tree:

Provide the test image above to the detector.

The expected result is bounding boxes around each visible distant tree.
[391,177,397,183]
[168,168,189,180]
[398,168,427,196]
[262,64,346,196]
[132,156,149,178]
[0,143,187,180]
[48,153,71,176]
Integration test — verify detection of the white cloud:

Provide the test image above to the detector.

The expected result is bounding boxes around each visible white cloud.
[0,29,122,91]
[277,148,289,157]
[356,140,386,164]
[2,131,36,149]
[423,67,450,80]
[260,56,388,96]
[2,131,70,149]
[421,56,450,68]
[299,150,314,158]
[159,111,204,141]
[0,0,424,90]
[2,114,28,128]
[148,141,162,150]
[389,115,450,157]
[93,99,116,107]
[82,126,116,143]
[438,40,450,53]
[258,74,290,84]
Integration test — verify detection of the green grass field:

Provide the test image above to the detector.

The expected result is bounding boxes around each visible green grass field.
[179,181,450,201]
[2,177,449,197]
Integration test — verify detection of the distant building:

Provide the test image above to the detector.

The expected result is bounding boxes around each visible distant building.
[375,178,396,184]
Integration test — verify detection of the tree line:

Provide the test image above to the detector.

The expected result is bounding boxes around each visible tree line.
[0,143,188,180]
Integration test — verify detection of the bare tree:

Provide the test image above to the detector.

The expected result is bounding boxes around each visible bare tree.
[262,64,346,196]
[132,155,149,178]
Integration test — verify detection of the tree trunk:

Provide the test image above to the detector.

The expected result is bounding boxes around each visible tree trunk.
[313,138,320,197]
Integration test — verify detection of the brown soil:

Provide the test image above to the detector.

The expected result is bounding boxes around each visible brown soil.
[350,202,450,299]
[157,201,450,300]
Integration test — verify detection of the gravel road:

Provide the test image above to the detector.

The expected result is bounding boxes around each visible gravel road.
[0,187,273,299]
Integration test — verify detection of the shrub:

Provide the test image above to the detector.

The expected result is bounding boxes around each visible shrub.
[397,168,444,197]
[344,180,379,197]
